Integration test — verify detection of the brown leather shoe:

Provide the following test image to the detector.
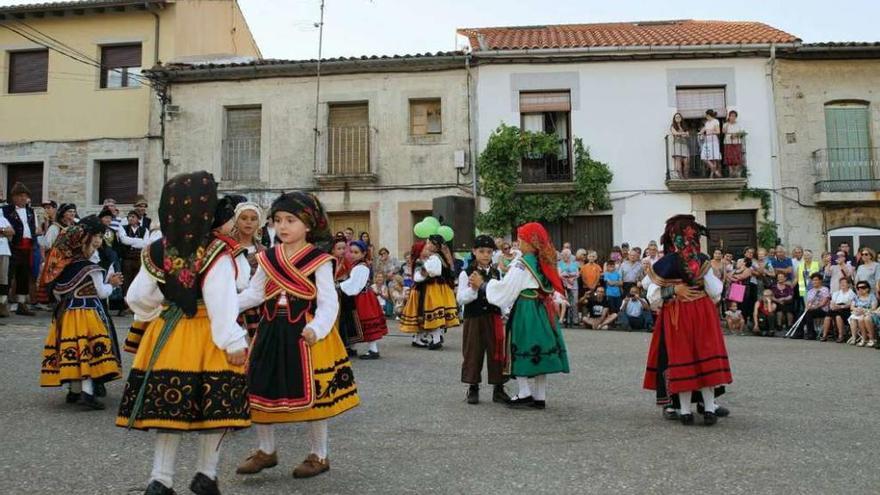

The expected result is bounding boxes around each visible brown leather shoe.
[236,450,278,475]
[0,303,9,317]
[292,454,330,478]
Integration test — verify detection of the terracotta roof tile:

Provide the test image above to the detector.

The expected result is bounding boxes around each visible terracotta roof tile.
[457,20,800,51]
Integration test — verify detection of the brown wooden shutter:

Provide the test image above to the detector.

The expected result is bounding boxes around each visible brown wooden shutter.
[328,103,370,174]
[8,50,48,94]
[519,91,571,113]
[99,159,139,204]
[675,87,726,119]
[6,162,44,204]
[101,44,142,69]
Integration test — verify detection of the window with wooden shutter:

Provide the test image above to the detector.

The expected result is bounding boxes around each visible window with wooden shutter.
[100,44,142,88]
[5,162,44,204]
[675,87,726,119]
[410,99,442,135]
[327,103,370,175]
[8,50,48,94]
[222,107,261,181]
[98,159,139,204]
[519,91,571,113]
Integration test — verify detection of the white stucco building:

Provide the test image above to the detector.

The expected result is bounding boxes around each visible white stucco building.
[460,20,800,255]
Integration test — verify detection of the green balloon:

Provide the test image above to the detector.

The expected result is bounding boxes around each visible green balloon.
[413,221,433,238]
[437,225,454,242]
[422,216,440,228]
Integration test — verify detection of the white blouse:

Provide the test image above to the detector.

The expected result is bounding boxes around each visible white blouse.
[457,270,479,306]
[642,268,724,308]
[125,252,248,354]
[238,261,338,342]
[340,264,369,296]
[831,289,856,307]
[232,252,250,292]
[414,254,442,283]
[115,225,150,249]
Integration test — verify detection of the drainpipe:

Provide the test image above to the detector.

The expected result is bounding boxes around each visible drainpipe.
[146,2,167,184]
[465,53,478,215]
[766,43,784,243]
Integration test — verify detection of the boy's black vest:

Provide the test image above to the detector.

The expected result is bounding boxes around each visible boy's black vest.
[463,264,501,318]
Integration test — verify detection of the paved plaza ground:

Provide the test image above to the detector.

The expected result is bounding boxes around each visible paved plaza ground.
[1,313,878,494]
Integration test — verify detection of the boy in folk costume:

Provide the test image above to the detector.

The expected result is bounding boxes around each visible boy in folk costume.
[116,172,250,495]
[39,216,124,409]
[340,240,389,359]
[400,236,460,349]
[458,235,510,404]
[236,192,359,479]
[642,215,732,426]
[486,223,570,409]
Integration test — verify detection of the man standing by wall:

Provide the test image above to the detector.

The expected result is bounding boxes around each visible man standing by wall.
[133,195,151,230]
[2,183,38,315]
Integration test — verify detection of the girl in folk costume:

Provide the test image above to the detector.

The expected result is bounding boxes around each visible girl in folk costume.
[210,195,258,342]
[236,192,359,479]
[400,236,460,349]
[340,240,389,360]
[642,215,731,427]
[39,216,124,409]
[333,234,363,355]
[486,223,570,410]
[116,172,250,495]
[232,201,267,337]
[458,235,510,405]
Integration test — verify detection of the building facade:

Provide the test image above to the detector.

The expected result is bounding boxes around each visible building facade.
[461,21,800,255]
[773,44,880,254]
[151,53,473,257]
[0,0,259,212]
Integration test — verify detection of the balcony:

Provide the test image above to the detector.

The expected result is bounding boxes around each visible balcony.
[315,126,378,184]
[813,148,880,203]
[221,137,261,182]
[517,153,574,193]
[664,134,747,192]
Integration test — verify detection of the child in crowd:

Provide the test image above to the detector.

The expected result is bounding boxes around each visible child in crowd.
[371,272,394,317]
[724,301,745,335]
[602,260,623,310]
[389,274,407,318]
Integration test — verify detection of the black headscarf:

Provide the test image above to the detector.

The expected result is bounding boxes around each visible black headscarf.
[212,194,248,229]
[157,171,219,316]
[270,191,332,252]
[55,203,76,224]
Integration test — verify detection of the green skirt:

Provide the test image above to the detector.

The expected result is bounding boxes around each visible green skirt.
[506,296,569,377]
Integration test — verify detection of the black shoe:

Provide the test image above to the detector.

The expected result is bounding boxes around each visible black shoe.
[80,393,105,410]
[662,407,679,420]
[427,342,443,350]
[144,480,176,495]
[189,473,220,495]
[15,304,35,316]
[805,333,817,341]
[411,340,428,348]
[346,347,358,357]
[703,411,718,426]
[65,391,81,404]
[359,351,380,360]
[506,395,534,409]
[679,413,695,425]
[697,403,730,418]
[790,332,804,339]
[94,382,107,398]
[466,385,479,404]
[492,385,511,404]
[529,400,546,410]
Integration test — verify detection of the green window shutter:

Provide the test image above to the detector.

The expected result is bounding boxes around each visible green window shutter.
[825,105,871,181]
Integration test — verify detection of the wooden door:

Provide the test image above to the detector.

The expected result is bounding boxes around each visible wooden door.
[328,211,371,239]
[706,210,757,258]
[5,162,43,204]
[546,215,613,260]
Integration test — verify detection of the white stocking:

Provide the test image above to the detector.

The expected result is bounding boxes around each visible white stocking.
[256,424,276,454]
[678,391,693,415]
[368,341,379,353]
[195,433,223,480]
[515,376,532,398]
[81,378,94,396]
[533,375,547,401]
[700,387,716,413]
[307,420,329,460]
[150,433,181,488]
[429,329,443,343]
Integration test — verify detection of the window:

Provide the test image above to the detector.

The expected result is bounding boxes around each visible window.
[222,107,262,181]
[824,102,872,182]
[327,103,370,175]
[519,91,572,183]
[5,162,44,204]
[8,50,48,94]
[98,159,139,204]
[410,99,442,135]
[100,44,142,88]
[675,87,726,119]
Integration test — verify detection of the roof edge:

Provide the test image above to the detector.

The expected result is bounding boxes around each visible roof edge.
[0,0,166,17]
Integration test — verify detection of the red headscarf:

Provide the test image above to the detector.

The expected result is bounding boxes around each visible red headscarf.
[409,240,426,273]
[517,222,564,294]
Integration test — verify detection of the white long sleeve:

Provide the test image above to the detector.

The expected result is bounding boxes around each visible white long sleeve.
[202,254,248,353]
[307,262,339,341]
[414,255,443,283]
[457,270,478,305]
[703,268,723,303]
[233,253,251,292]
[340,264,369,296]
[43,224,60,249]
[486,258,538,310]
[125,265,165,322]
[90,271,114,299]
[115,225,149,249]
[238,265,267,312]
[643,274,662,308]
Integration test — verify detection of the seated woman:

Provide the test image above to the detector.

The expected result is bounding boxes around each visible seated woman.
[803,273,831,341]
[771,272,795,330]
[827,277,855,343]
[849,281,877,347]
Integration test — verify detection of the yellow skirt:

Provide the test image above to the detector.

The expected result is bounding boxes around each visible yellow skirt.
[400,280,461,333]
[123,319,149,354]
[40,308,121,387]
[252,324,360,424]
[115,306,251,431]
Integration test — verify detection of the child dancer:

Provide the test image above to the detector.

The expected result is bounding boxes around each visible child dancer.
[486,223,570,409]
[39,216,123,409]
[340,240,388,359]
[400,236,460,349]
[332,234,362,355]
[236,192,359,479]
[642,215,730,426]
[457,235,510,404]
[116,172,250,495]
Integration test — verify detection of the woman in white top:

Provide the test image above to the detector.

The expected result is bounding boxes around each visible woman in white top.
[722,110,745,178]
[700,109,722,178]
[855,247,878,292]
[829,277,856,343]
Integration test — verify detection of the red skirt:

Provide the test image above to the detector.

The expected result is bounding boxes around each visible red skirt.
[354,291,389,343]
[723,143,743,166]
[643,296,732,402]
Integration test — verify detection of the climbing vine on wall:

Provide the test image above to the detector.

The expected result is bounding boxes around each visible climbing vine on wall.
[476,124,613,236]
[739,188,780,249]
